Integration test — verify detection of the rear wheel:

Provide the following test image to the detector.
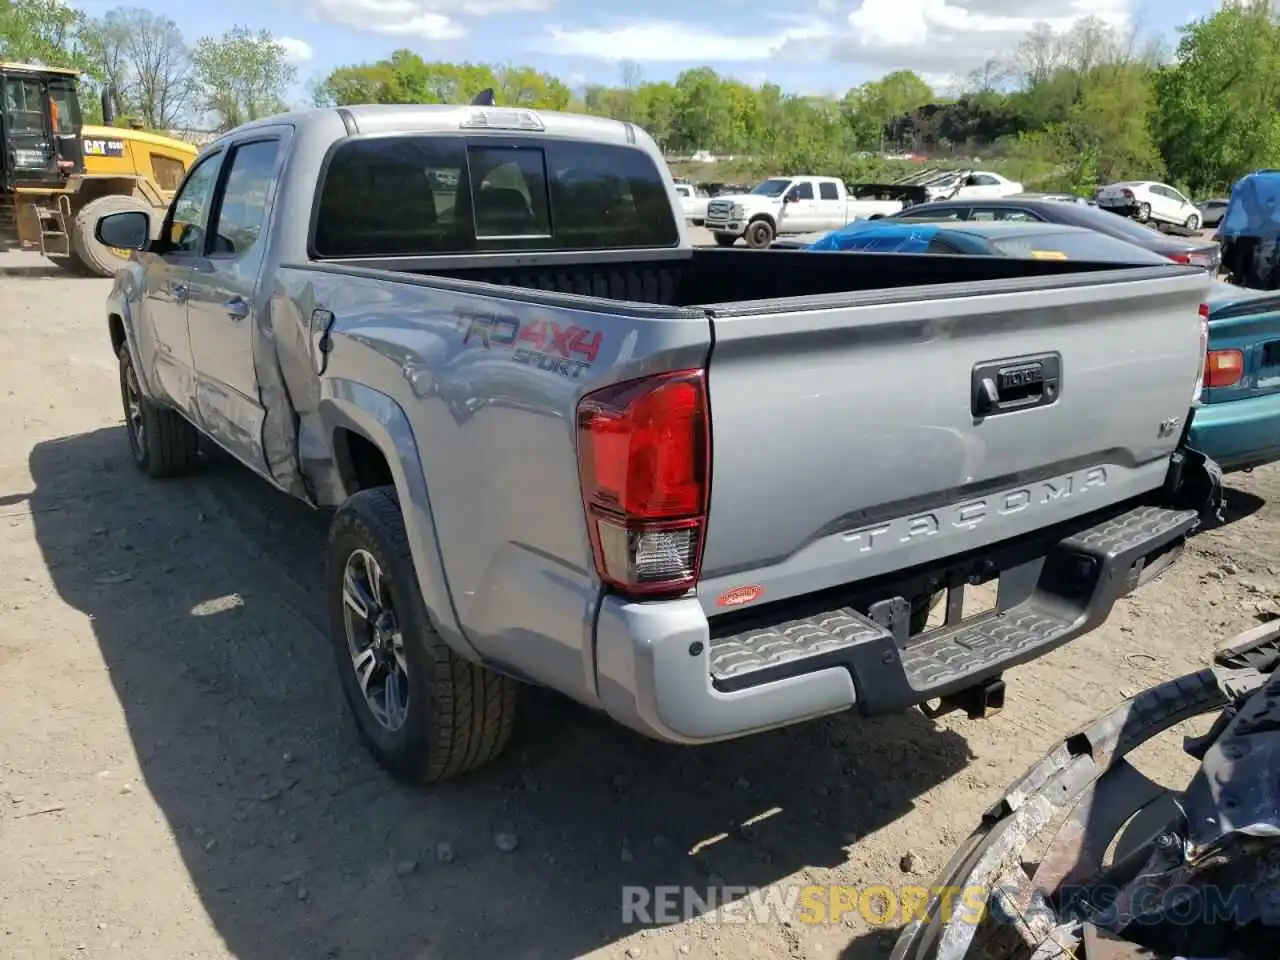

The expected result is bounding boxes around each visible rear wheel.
[72,193,154,278]
[328,487,519,784]
[1136,201,1152,222]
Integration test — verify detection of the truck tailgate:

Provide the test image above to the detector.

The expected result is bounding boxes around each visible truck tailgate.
[697,269,1209,609]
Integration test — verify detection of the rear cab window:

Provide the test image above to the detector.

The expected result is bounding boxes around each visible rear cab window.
[311,135,680,257]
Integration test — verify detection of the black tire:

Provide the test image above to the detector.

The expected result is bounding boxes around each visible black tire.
[72,193,154,278]
[1136,202,1151,222]
[118,347,199,478]
[745,219,775,249]
[327,486,518,784]
[713,233,737,247]
[1184,213,1201,231]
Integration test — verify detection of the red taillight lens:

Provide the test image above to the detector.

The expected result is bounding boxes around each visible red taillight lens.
[1203,348,1243,388]
[1122,188,1134,198]
[1167,252,1191,264]
[577,369,710,595]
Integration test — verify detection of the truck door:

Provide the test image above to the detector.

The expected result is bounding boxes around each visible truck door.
[133,149,223,414]
[185,131,288,477]
[779,180,818,232]
[816,180,844,227]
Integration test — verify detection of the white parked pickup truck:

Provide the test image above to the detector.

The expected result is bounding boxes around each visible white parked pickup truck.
[674,182,709,225]
[705,175,905,248]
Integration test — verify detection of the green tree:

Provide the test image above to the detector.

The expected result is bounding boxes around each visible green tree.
[191,26,295,131]
[0,0,94,69]
[1155,0,1280,194]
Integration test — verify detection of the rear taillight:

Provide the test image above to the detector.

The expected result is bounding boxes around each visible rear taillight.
[1193,303,1210,402]
[1122,188,1134,198]
[1167,252,1191,264]
[1203,348,1244,388]
[576,369,710,596]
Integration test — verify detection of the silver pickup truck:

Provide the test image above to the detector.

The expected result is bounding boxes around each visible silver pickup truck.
[98,103,1219,785]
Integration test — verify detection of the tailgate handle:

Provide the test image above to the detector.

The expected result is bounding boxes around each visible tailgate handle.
[973,353,1061,418]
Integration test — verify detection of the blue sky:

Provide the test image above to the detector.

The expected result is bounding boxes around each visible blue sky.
[67,0,1224,102]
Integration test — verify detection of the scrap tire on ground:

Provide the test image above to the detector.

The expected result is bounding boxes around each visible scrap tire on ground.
[327,486,519,785]
[117,347,200,479]
[72,193,153,278]
[714,234,737,247]
[745,219,775,249]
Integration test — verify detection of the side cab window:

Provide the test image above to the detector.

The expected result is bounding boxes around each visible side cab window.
[207,138,284,259]
[162,151,224,254]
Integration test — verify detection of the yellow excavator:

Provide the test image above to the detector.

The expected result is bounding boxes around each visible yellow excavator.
[1,61,198,276]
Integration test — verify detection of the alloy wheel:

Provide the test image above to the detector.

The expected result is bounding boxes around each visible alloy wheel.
[341,548,410,732]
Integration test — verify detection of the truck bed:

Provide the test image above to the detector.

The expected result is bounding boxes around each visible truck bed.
[373,246,1178,309]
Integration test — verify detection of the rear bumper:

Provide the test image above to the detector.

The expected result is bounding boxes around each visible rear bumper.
[1188,391,1280,471]
[594,493,1203,745]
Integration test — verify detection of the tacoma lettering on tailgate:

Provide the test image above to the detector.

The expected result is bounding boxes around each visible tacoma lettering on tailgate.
[843,467,1108,553]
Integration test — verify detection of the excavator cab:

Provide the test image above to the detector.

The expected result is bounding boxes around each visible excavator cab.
[0,62,84,191]
[2,61,197,276]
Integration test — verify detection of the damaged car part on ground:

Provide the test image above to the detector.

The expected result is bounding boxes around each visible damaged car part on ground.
[891,616,1280,960]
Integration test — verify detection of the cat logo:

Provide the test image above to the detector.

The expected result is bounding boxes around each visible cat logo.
[83,138,126,158]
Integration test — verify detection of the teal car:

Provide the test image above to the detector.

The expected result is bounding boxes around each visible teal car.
[1190,282,1280,472]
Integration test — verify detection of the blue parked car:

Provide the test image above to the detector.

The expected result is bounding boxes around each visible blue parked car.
[790,218,1175,263]
[1216,169,1280,289]
[1189,281,1280,472]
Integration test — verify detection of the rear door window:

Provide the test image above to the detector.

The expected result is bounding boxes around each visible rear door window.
[987,230,1168,263]
[970,207,1041,222]
[208,139,281,258]
[819,182,839,201]
[312,134,679,257]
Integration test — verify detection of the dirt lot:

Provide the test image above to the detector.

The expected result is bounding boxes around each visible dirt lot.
[1,251,1277,960]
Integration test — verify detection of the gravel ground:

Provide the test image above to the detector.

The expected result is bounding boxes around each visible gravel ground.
[0,250,1276,960]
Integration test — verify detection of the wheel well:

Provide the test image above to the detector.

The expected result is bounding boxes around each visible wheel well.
[748,213,776,228]
[108,314,126,356]
[333,427,394,496]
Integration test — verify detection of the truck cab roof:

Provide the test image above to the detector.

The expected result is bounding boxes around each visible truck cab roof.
[207,103,649,153]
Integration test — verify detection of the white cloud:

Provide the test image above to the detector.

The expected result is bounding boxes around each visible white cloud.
[542,0,1136,75]
[274,37,314,66]
[539,18,834,62]
[814,0,1133,73]
[301,0,555,41]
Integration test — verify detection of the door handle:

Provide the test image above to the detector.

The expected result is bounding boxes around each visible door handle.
[223,297,249,321]
[171,282,189,302]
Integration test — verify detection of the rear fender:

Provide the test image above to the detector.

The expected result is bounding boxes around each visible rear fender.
[318,379,479,663]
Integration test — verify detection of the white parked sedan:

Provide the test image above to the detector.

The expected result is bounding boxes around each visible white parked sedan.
[1095,181,1202,230]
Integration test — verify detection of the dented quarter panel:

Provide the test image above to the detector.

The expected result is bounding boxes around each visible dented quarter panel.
[277,263,711,702]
